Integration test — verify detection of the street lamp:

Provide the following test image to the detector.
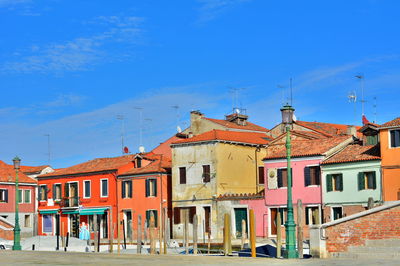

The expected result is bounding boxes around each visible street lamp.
[280,105,297,258]
[12,156,22,251]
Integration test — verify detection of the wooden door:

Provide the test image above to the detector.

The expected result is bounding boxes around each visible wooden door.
[270,208,278,235]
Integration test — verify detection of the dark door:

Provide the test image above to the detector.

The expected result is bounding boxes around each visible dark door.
[204,207,210,233]
[55,214,60,236]
[270,208,278,235]
[234,208,247,238]
[70,214,80,238]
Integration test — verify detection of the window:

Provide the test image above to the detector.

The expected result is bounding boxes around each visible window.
[145,179,157,197]
[304,166,321,186]
[24,214,31,227]
[179,167,186,184]
[358,171,376,190]
[173,207,196,224]
[43,215,53,233]
[146,210,158,227]
[101,179,108,197]
[202,165,211,183]
[277,168,292,188]
[39,185,48,201]
[305,207,320,225]
[122,180,132,198]
[0,189,8,203]
[332,207,343,220]
[18,189,23,203]
[326,174,343,192]
[53,184,62,200]
[390,129,400,148]
[366,135,378,145]
[83,181,91,198]
[258,166,265,185]
[24,190,31,203]
[136,157,142,168]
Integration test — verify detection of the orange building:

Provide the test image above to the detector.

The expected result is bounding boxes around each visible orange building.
[37,155,136,239]
[117,153,171,240]
[379,117,400,201]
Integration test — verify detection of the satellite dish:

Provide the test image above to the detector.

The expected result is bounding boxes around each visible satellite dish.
[177,125,182,133]
[348,91,357,103]
[123,147,129,154]
[139,146,145,153]
[235,108,240,114]
[292,114,297,122]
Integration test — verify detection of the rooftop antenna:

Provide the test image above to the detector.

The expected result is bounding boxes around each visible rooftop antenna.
[44,134,51,164]
[116,115,125,154]
[373,96,377,123]
[277,85,286,105]
[348,91,357,125]
[171,105,180,132]
[228,87,246,112]
[134,107,144,153]
[355,74,365,116]
[289,78,293,106]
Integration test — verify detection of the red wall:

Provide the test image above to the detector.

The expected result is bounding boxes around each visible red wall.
[0,183,36,213]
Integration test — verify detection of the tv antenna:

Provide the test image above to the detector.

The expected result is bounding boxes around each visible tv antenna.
[228,87,246,111]
[134,107,144,153]
[373,96,377,123]
[355,74,365,116]
[171,105,180,132]
[116,115,125,154]
[277,84,286,105]
[348,91,357,125]
[44,134,51,164]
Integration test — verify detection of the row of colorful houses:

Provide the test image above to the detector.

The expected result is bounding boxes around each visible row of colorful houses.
[1,108,399,243]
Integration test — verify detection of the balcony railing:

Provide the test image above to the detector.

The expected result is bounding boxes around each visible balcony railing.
[61,196,80,208]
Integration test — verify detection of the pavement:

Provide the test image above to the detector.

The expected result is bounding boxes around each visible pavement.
[1,251,400,266]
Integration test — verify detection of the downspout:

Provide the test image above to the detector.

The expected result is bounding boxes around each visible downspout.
[113,171,118,240]
[255,145,261,194]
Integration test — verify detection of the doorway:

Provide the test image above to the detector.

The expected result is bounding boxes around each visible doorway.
[69,214,80,238]
[234,208,248,238]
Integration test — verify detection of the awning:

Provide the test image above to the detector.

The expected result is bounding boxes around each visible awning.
[62,207,108,215]
[39,209,58,214]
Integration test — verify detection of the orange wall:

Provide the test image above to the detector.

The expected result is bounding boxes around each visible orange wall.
[380,129,400,201]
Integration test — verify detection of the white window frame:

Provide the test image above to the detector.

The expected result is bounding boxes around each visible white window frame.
[23,189,31,204]
[305,204,321,225]
[100,179,109,198]
[39,185,48,201]
[0,189,7,203]
[83,180,91,199]
[389,129,400,149]
[331,206,343,221]
[305,164,321,188]
[53,183,62,201]
[268,206,287,237]
[24,214,31,227]
[277,167,289,189]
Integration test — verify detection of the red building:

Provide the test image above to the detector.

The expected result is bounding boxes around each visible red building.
[0,160,37,240]
[37,155,136,239]
[117,153,171,240]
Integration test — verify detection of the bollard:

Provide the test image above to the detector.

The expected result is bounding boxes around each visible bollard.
[241,219,246,249]
[56,233,59,251]
[223,213,232,256]
[164,209,168,254]
[276,211,282,258]
[137,214,142,254]
[207,232,211,254]
[32,244,35,251]
[123,221,127,249]
[193,214,198,255]
[97,224,101,253]
[150,212,156,254]
[61,222,65,248]
[144,220,148,245]
[64,232,69,252]
[297,199,303,259]
[94,214,98,253]
[184,210,189,254]
[368,197,374,210]
[249,209,256,258]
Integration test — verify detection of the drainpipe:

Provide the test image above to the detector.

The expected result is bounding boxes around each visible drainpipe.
[113,172,118,240]
[255,145,261,194]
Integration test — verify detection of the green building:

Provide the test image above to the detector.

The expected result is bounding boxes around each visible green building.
[321,144,381,223]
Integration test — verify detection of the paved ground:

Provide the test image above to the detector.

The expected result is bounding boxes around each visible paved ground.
[1,251,400,266]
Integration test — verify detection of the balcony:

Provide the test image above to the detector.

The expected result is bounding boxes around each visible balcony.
[61,196,80,208]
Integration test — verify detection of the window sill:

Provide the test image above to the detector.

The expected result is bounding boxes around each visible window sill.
[305,185,320,188]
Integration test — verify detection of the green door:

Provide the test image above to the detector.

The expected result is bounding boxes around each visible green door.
[234,208,248,238]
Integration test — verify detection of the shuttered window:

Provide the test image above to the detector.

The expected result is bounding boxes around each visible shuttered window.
[179,167,186,184]
[0,189,8,203]
[53,184,62,200]
[390,129,400,148]
[39,185,48,201]
[258,166,265,185]
[202,165,211,183]
[277,168,292,188]
[173,207,181,224]
[327,174,343,192]
[145,179,157,197]
[304,166,321,186]
[146,210,158,227]
[358,171,376,190]
[122,180,132,198]
[101,179,108,197]
[83,181,91,198]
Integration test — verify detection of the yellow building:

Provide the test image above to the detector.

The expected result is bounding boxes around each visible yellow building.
[171,129,270,240]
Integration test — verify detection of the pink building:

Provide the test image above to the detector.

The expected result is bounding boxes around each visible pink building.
[261,136,352,238]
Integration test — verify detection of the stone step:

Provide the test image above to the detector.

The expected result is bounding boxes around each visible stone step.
[349,246,400,253]
[366,239,400,247]
[332,252,400,259]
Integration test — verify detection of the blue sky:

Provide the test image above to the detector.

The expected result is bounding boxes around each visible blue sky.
[0,0,399,168]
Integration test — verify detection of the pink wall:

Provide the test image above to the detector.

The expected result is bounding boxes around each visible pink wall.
[264,158,322,206]
[0,183,36,213]
[240,198,267,237]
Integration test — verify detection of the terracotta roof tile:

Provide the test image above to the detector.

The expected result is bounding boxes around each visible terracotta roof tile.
[119,154,171,176]
[204,117,269,132]
[20,165,50,174]
[295,121,361,136]
[216,190,265,201]
[322,144,381,165]
[172,129,272,145]
[379,117,400,128]
[264,135,352,160]
[0,161,37,184]
[40,155,136,177]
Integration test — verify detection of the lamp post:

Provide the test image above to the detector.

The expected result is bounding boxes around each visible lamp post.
[12,156,22,250]
[280,105,297,258]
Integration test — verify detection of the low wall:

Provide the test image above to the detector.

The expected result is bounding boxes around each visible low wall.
[310,201,400,258]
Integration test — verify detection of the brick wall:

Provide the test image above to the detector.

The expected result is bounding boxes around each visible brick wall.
[322,205,366,223]
[324,205,400,253]
[0,218,14,240]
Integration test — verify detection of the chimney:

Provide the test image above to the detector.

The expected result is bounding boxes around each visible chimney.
[190,110,203,124]
[225,109,248,126]
[347,126,357,137]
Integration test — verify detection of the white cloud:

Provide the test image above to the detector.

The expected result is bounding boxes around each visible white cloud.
[0,0,30,8]
[197,0,251,23]
[1,15,144,74]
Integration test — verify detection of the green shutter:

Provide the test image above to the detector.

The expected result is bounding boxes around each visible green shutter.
[290,168,293,187]
[372,171,377,189]
[277,169,283,187]
[38,186,42,200]
[304,167,311,186]
[154,210,158,227]
[64,183,69,198]
[122,181,126,198]
[145,180,149,197]
[154,179,157,196]
[358,172,365,191]
[326,174,333,192]
[146,210,150,227]
[337,174,343,191]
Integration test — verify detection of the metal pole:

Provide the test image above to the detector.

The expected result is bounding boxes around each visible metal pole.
[12,160,21,250]
[285,125,297,258]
